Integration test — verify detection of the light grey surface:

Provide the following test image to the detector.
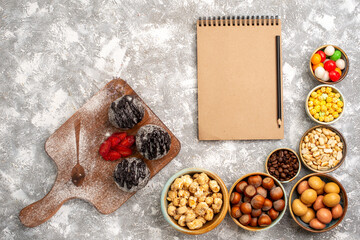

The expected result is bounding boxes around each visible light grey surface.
[1,0,359,239]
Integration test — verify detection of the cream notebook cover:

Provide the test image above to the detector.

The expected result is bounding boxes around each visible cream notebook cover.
[197,16,284,140]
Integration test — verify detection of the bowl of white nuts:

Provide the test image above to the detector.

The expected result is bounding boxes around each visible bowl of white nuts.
[161,168,229,235]
[299,125,347,173]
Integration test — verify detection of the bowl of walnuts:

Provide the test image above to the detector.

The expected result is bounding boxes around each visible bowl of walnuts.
[161,168,229,235]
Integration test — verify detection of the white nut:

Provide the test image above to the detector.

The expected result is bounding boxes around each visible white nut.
[195,202,209,216]
[209,180,220,193]
[205,197,214,206]
[180,198,187,206]
[185,210,196,223]
[189,182,199,193]
[188,196,197,209]
[204,208,214,221]
[178,215,186,226]
[171,178,184,190]
[177,206,188,215]
[187,219,203,230]
[168,206,176,216]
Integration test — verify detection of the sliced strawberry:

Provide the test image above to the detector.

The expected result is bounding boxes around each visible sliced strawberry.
[105,150,121,161]
[107,136,121,147]
[113,145,132,157]
[99,140,111,157]
[120,135,135,147]
[111,132,127,141]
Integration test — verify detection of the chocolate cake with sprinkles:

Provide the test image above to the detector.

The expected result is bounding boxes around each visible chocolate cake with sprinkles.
[113,157,150,192]
[136,124,171,160]
[108,95,145,129]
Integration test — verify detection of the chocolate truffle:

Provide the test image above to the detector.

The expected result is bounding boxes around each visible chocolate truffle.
[114,157,150,192]
[136,124,171,160]
[108,95,145,129]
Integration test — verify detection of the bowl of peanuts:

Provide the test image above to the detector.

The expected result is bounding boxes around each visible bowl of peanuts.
[305,85,345,124]
[161,168,229,235]
[299,125,347,173]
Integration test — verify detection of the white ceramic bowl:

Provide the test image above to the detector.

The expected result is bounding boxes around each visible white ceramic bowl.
[305,84,345,125]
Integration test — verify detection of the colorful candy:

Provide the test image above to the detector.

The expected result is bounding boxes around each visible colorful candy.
[312,63,324,71]
[308,87,343,123]
[324,60,336,72]
[316,50,326,62]
[329,71,340,82]
[314,66,325,78]
[311,45,346,82]
[335,68,342,75]
[324,46,335,56]
[322,71,330,81]
[311,53,321,65]
[330,50,341,61]
[336,59,346,70]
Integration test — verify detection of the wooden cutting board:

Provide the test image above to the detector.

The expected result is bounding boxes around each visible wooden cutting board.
[19,79,181,227]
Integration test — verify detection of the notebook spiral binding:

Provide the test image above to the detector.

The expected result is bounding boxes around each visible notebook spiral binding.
[198,15,279,27]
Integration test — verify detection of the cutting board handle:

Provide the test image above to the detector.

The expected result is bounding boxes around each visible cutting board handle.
[19,182,70,227]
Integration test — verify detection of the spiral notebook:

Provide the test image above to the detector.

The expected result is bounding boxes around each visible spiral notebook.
[197,16,284,140]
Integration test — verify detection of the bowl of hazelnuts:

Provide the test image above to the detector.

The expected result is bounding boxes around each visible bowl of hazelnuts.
[161,168,229,235]
[228,172,287,231]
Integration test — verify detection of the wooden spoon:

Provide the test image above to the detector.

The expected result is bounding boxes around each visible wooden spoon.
[71,119,85,186]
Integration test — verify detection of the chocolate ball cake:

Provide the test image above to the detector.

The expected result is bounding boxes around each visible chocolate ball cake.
[108,95,145,129]
[113,157,150,192]
[136,124,171,160]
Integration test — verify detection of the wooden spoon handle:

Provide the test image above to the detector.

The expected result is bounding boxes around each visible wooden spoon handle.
[19,182,70,227]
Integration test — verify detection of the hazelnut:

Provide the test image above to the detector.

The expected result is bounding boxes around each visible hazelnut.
[273,199,285,212]
[231,206,242,218]
[239,214,251,225]
[244,185,256,198]
[258,213,272,227]
[251,208,262,217]
[262,198,273,211]
[268,208,279,220]
[236,181,248,193]
[251,195,265,209]
[256,186,267,198]
[270,187,284,201]
[240,202,252,214]
[262,177,275,190]
[250,217,258,227]
[230,192,241,204]
[243,196,252,203]
[248,175,262,188]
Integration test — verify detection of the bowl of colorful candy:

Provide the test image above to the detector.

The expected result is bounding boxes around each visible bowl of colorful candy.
[310,45,349,84]
[305,85,345,124]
